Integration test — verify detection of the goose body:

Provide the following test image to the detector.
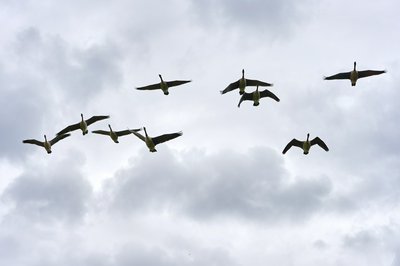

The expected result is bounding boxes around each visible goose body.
[130,127,182,152]
[324,62,386,86]
[221,69,273,95]
[282,133,329,155]
[92,124,141,143]
[238,85,280,107]
[57,113,109,136]
[136,74,191,95]
[23,134,71,154]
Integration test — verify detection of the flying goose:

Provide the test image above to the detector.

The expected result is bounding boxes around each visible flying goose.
[237,85,280,107]
[282,133,329,155]
[57,113,110,136]
[221,69,273,95]
[324,61,386,86]
[136,74,191,95]
[22,134,71,154]
[129,127,182,152]
[92,124,141,143]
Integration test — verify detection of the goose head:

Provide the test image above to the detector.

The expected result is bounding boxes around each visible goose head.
[158,74,164,82]
[143,127,149,138]
[108,124,113,132]
[306,133,310,141]
[44,134,47,142]
[353,61,357,71]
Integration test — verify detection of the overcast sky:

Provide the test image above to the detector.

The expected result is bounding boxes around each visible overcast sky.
[1,0,400,265]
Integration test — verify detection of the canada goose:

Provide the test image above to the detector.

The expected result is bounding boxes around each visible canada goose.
[221,69,273,95]
[92,124,141,143]
[129,127,182,152]
[238,85,280,107]
[136,74,191,95]
[22,134,71,154]
[282,133,329,155]
[57,113,109,136]
[324,61,386,86]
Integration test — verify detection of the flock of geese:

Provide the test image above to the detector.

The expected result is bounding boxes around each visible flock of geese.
[22,61,386,155]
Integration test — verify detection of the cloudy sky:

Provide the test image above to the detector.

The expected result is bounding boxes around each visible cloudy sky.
[1,0,400,265]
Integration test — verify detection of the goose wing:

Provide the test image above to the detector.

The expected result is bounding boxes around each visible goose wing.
[165,80,191,87]
[91,130,111,136]
[57,122,80,136]
[50,133,71,145]
[259,89,280,102]
[152,132,182,146]
[115,128,141,137]
[220,80,239,94]
[324,71,351,80]
[310,137,329,151]
[357,70,386,79]
[282,139,303,154]
[22,139,44,147]
[136,83,161,91]
[237,92,253,107]
[130,130,146,142]
[246,79,273,87]
[86,115,110,126]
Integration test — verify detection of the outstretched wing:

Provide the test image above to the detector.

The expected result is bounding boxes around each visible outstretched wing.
[86,115,110,126]
[282,139,303,154]
[357,70,386,79]
[115,128,140,137]
[324,71,351,80]
[136,83,161,91]
[130,130,146,142]
[310,137,329,151]
[220,80,239,94]
[152,132,182,146]
[22,139,44,147]
[50,133,71,145]
[259,89,280,102]
[246,79,273,87]
[92,130,110,136]
[237,92,253,107]
[56,122,80,136]
[166,80,191,87]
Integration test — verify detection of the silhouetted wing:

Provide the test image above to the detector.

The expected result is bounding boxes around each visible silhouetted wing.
[22,139,44,147]
[324,72,351,80]
[220,80,239,94]
[130,130,146,142]
[357,70,386,79]
[50,133,71,145]
[86,115,110,126]
[115,129,136,137]
[237,92,253,107]
[57,122,80,135]
[166,80,191,87]
[136,83,161,90]
[282,139,303,154]
[91,130,110,136]
[310,137,329,151]
[246,79,273,87]
[152,132,182,146]
[259,89,280,102]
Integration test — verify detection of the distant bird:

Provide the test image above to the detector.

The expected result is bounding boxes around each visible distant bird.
[324,61,386,86]
[221,69,273,95]
[57,113,109,136]
[136,74,191,95]
[237,85,280,107]
[129,127,182,152]
[22,134,71,154]
[282,133,329,155]
[92,124,141,143]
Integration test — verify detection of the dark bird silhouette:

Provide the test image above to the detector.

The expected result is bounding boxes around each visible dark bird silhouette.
[92,124,141,143]
[237,85,280,107]
[324,61,386,86]
[57,113,109,136]
[23,134,71,154]
[221,69,273,95]
[130,127,182,152]
[282,133,329,155]
[136,74,191,95]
